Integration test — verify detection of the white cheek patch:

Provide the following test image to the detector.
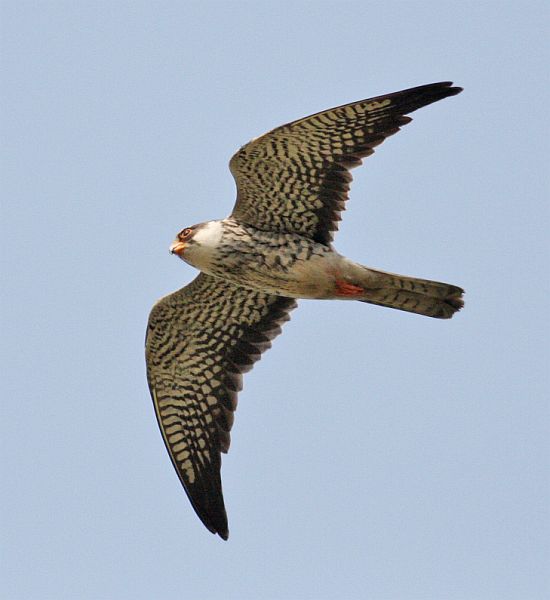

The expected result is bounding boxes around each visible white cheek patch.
[194,221,223,248]
[184,220,224,272]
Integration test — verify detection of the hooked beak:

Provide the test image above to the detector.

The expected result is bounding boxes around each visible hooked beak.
[169,240,186,256]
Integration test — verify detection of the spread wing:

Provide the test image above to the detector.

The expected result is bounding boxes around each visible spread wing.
[145,273,296,539]
[230,81,462,245]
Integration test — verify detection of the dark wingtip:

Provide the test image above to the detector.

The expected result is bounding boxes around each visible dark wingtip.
[437,81,463,97]
[390,81,463,115]
[203,507,229,540]
[416,81,463,101]
[182,474,230,541]
[201,512,229,540]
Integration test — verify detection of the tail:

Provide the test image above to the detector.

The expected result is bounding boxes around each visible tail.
[340,267,464,319]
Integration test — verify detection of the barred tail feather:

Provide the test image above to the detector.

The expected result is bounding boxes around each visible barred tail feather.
[360,270,464,319]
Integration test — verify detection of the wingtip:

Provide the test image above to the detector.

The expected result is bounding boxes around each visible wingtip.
[426,81,463,98]
[442,82,463,96]
[203,517,229,540]
[200,508,230,540]
[380,81,463,117]
[205,520,229,540]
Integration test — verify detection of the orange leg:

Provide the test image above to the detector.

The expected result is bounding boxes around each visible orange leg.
[335,279,365,297]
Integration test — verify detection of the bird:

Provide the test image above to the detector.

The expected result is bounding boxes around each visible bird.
[145,81,464,540]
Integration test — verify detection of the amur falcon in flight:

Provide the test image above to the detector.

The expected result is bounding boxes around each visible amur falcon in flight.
[146,81,464,540]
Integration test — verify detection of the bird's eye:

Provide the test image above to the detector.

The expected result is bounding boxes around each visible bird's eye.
[178,227,192,240]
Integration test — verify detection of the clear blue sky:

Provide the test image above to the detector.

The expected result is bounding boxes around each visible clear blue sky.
[2,2,548,599]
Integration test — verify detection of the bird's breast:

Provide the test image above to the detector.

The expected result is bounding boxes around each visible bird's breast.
[203,223,340,298]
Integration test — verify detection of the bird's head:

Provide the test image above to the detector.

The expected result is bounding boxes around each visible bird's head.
[169,220,223,271]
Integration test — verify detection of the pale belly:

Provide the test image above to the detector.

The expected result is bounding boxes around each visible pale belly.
[213,248,363,299]
[236,253,340,298]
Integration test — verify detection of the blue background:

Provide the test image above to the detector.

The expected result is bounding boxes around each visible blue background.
[2,2,548,599]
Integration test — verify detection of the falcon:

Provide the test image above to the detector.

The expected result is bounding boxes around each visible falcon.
[146,82,464,540]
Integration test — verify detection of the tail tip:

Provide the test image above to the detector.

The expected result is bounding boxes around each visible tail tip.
[440,289,464,318]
